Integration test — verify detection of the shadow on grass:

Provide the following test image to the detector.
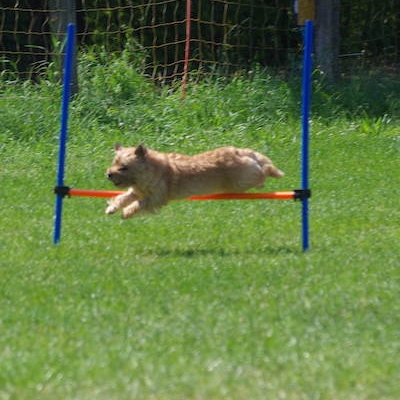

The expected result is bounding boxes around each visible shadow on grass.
[152,245,296,258]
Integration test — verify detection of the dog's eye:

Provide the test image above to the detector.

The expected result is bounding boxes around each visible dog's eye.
[118,165,128,172]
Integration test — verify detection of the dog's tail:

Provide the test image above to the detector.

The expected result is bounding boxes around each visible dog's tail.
[265,164,285,178]
[251,151,284,179]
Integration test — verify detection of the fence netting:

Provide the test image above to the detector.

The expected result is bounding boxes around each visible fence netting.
[1,0,399,81]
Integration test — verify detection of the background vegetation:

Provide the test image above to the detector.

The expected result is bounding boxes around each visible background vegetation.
[1,0,400,80]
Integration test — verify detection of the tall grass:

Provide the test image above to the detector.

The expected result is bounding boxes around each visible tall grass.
[0,55,399,399]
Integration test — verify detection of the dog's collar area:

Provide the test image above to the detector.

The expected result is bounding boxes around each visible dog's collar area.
[294,189,311,201]
[54,185,71,198]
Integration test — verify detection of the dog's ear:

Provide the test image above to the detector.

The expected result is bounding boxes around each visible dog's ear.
[114,143,122,151]
[135,144,147,158]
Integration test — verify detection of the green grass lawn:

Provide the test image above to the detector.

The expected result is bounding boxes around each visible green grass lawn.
[1,66,399,399]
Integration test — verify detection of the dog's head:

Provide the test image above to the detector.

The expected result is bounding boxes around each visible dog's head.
[106,143,148,188]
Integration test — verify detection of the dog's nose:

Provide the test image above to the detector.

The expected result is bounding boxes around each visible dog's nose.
[107,172,113,180]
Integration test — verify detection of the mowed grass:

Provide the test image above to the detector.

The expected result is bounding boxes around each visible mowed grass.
[1,65,399,399]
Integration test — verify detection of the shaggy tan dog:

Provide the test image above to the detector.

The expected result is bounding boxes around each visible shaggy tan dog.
[106,144,284,219]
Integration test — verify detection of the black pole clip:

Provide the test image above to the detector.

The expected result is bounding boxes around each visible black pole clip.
[294,189,311,201]
[54,185,71,198]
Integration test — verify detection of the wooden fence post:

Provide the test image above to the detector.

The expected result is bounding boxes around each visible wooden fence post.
[49,0,78,94]
[315,0,340,82]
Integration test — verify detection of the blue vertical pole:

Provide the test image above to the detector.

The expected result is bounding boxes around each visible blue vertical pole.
[53,23,76,244]
[301,20,313,251]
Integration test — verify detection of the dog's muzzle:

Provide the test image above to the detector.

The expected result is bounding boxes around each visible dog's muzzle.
[106,171,120,186]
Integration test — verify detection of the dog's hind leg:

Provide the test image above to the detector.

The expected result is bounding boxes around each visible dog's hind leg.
[105,188,139,215]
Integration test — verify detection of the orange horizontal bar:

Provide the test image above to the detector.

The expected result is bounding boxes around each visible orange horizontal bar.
[188,191,295,200]
[69,188,125,198]
[68,188,295,201]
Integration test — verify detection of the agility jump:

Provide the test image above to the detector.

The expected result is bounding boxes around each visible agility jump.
[53,21,313,250]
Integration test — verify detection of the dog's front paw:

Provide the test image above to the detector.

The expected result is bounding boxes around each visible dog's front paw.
[121,202,139,219]
[105,202,118,215]
[121,208,133,219]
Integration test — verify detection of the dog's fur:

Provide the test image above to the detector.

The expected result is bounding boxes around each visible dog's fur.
[106,144,284,218]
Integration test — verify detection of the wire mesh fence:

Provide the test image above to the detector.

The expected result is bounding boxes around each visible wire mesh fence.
[1,0,399,81]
